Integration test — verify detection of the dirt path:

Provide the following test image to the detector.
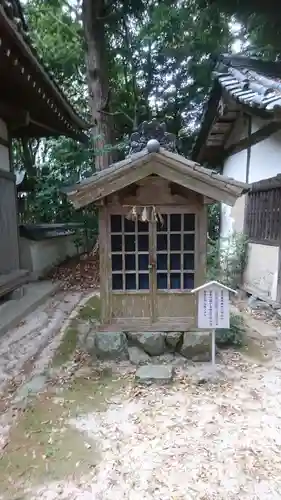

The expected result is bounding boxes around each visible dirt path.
[2,299,281,499]
[0,290,86,451]
[0,291,84,394]
[24,352,281,500]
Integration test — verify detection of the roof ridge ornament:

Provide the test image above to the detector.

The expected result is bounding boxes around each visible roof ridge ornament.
[128,119,177,155]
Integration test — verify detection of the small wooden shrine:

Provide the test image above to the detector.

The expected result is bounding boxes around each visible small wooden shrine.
[66,120,249,331]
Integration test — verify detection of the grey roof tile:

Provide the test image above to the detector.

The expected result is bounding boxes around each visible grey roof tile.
[215,57,281,112]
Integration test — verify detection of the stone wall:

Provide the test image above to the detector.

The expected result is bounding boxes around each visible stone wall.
[80,329,212,365]
[19,235,82,279]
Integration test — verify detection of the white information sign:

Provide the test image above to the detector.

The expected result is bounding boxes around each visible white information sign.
[197,285,230,329]
[191,281,237,367]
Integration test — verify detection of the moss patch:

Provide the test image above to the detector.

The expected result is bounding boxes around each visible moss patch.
[240,336,273,363]
[78,295,101,322]
[52,323,79,367]
[52,295,101,367]
[0,373,131,499]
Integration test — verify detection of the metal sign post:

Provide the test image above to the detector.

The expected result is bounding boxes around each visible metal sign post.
[191,281,237,367]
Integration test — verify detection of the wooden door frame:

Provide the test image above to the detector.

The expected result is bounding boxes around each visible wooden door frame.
[149,218,157,323]
[100,202,207,327]
[152,207,199,325]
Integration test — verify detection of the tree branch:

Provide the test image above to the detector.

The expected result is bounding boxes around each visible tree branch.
[99,109,134,125]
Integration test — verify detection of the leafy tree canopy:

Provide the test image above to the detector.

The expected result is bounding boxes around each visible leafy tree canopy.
[17,0,277,233]
[200,0,281,57]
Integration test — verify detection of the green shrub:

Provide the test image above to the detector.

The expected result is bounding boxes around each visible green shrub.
[207,232,248,289]
[215,312,246,347]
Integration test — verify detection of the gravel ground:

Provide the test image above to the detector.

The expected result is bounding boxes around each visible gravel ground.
[29,349,281,500]
[2,290,281,499]
[0,291,83,393]
[0,291,83,450]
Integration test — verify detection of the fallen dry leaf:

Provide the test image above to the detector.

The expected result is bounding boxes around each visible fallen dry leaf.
[48,247,99,291]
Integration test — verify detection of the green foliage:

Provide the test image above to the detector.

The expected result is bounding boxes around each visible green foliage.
[208,203,220,241]
[25,0,86,111]
[17,135,98,250]
[16,0,280,232]
[207,232,248,289]
[15,0,92,228]
[216,312,246,347]
[201,0,281,58]
[16,0,234,227]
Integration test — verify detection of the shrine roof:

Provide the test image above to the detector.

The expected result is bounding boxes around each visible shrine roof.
[63,146,250,209]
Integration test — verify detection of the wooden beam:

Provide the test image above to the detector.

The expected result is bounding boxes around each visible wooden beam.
[220,112,239,121]
[0,101,30,129]
[117,184,139,201]
[28,117,67,136]
[225,121,281,157]
[159,150,246,191]
[69,159,152,209]
[197,205,207,287]
[169,182,190,199]
[245,115,252,184]
[212,122,233,133]
[207,139,225,146]
[203,196,215,204]
[153,161,238,206]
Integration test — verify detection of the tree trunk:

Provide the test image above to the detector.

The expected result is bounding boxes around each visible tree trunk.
[21,138,38,177]
[82,0,113,171]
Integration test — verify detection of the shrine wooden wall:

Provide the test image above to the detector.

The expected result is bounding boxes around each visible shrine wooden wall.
[99,176,207,330]
[0,170,20,273]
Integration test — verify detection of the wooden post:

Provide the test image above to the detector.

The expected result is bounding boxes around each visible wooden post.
[211,329,216,367]
[276,246,281,305]
[99,202,111,323]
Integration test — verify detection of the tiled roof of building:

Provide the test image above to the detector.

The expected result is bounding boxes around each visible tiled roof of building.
[214,55,281,113]
[192,55,281,163]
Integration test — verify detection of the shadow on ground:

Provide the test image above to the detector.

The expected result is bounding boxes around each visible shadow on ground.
[0,369,130,499]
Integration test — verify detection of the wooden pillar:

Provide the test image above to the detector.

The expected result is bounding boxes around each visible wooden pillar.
[99,202,111,323]
[196,202,207,287]
[276,247,281,305]
[0,170,20,273]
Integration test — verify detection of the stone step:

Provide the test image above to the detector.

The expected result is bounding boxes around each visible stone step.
[0,281,60,337]
[0,269,29,298]
[135,364,174,385]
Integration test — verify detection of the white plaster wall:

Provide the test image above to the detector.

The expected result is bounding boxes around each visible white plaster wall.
[221,148,247,240]
[249,117,281,183]
[221,116,281,240]
[244,243,279,301]
[221,115,281,300]
[0,144,10,172]
[19,236,80,279]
